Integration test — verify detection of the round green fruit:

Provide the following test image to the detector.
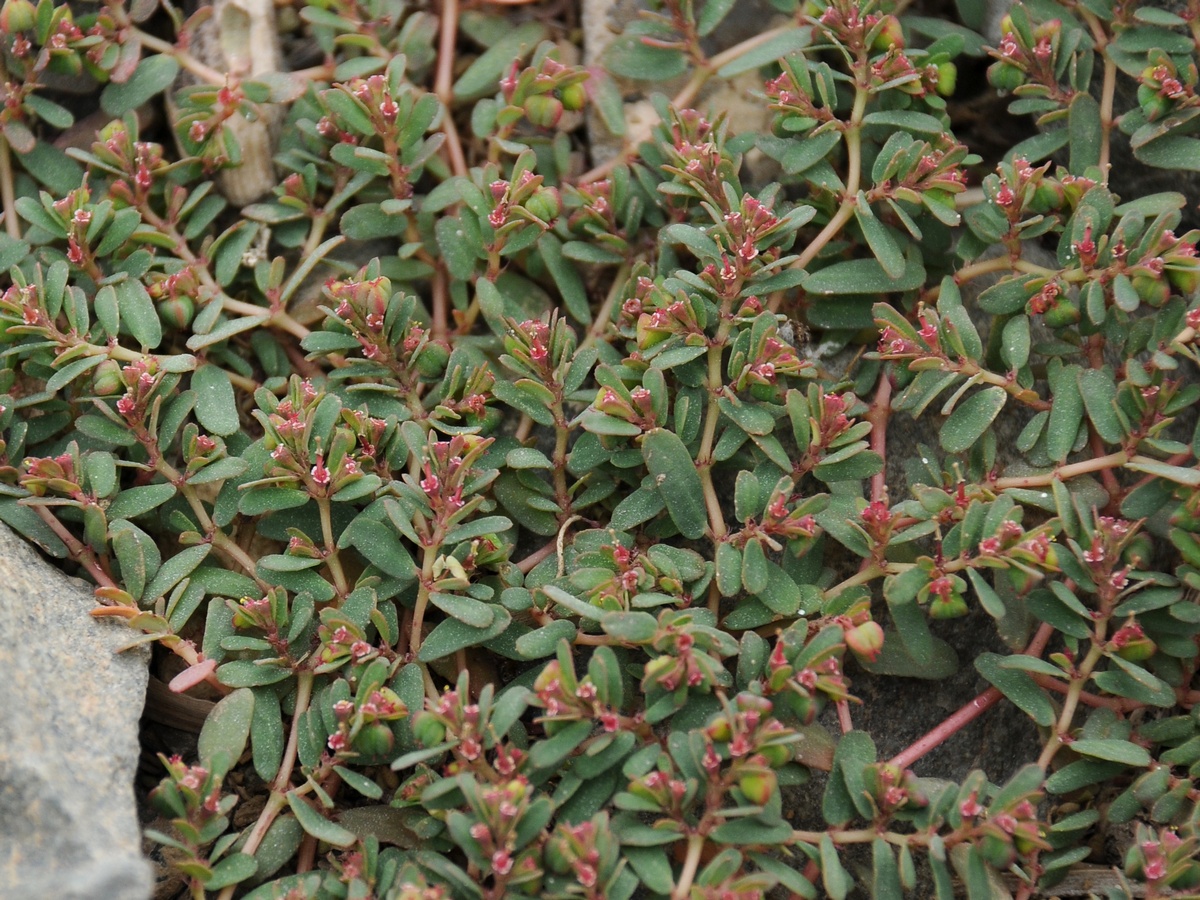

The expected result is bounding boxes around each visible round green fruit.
[159,296,195,330]
[935,62,958,97]
[412,711,446,747]
[524,187,562,223]
[989,61,1026,92]
[524,94,564,128]
[558,82,586,112]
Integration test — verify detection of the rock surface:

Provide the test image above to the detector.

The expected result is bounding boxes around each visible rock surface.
[0,521,153,900]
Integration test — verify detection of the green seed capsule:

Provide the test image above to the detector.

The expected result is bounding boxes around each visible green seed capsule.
[524,187,561,223]
[0,0,35,32]
[558,82,586,112]
[91,359,124,396]
[524,94,564,128]
[989,61,1026,92]
[159,296,195,330]
[935,62,957,97]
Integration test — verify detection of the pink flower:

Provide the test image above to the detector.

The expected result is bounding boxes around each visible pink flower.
[491,850,513,876]
[311,456,331,486]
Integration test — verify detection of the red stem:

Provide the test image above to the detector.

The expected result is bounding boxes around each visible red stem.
[889,624,1054,770]
[866,373,893,504]
[515,541,555,574]
[836,699,854,734]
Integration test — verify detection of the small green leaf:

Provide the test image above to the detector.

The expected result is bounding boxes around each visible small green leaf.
[1135,135,1200,172]
[527,719,593,770]
[192,364,239,436]
[601,610,658,644]
[142,545,211,602]
[1045,758,1127,794]
[286,792,357,848]
[855,193,905,278]
[239,487,309,516]
[198,688,255,776]
[861,110,947,136]
[418,607,511,661]
[1077,368,1124,444]
[715,27,811,76]
[1068,92,1102,171]
[515,621,577,659]
[541,584,603,621]
[604,33,689,81]
[717,397,775,436]
[804,251,925,294]
[116,277,162,349]
[205,853,258,890]
[1000,315,1031,370]
[251,687,285,782]
[429,591,495,629]
[715,542,742,597]
[45,355,104,395]
[872,838,904,900]
[1125,456,1200,487]
[333,765,384,799]
[537,233,590,324]
[1047,363,1085,463]
[454,23,546,97]
[102,54,180,116]
[340,516,417,581]
[708,819,793,844]
[820,834,853,900]
[940,387,1006,455]
[975,652,1056,726]
[757,559,804,616]
[641,428,707,540]
[1070,739,1151,767]
[443,515,513,544]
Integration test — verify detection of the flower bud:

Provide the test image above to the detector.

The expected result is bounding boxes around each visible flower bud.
[544,835,573,875]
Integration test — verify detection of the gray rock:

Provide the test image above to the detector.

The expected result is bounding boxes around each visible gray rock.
[0,522,153,900]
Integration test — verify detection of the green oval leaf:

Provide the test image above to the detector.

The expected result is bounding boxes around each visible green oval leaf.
[192,364,239,436]
[641,429,706,540]
[198,688,255,776]
[286,792,357,848]
[939,386,1006,455]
